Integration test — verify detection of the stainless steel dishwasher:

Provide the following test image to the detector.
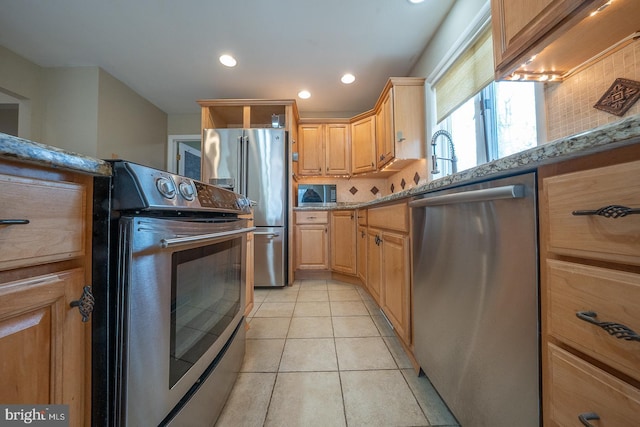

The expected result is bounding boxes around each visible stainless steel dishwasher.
[409,172,539,427]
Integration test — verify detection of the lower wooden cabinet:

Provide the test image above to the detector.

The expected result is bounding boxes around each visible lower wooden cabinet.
[366,202,412,345]
[547,344,640,427]
[357,225,367,284]
[380,232,411,344]
[0,162,92,426]
[330,211,356,275]
[294,211,329,271]
[244,230,254,316]
[0,269,88,426]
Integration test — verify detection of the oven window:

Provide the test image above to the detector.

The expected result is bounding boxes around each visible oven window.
[169,238,242,387]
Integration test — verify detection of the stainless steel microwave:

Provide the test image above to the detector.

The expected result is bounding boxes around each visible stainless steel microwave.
[297,184,337,207]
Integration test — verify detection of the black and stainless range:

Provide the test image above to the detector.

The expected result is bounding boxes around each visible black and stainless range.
[92,160,253,426]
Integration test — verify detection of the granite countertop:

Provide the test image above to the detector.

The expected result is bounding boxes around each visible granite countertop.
[0,133,112,176]
[294,114,640,211]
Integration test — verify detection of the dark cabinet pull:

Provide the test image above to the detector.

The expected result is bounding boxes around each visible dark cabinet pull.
[578,412,600,426]
[70,286,95,323]
[375,235,382,246]
[576,311,640,341]
[0,219,30,225]
[572,205,640,218]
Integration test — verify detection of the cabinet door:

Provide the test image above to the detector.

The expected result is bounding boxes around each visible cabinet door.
[392,84,424,160]
[491,0,589,76]
[381,232,411,345]
[357,225,367,284]
[0,269,87,426]
[351,116,377,174]
[376,90,394,168]
[244,232,254,317]
[330,211,357,275]
[325,124,350,175]
[295,224,329,270]
[298,124,324,175]
[366,228,382,304]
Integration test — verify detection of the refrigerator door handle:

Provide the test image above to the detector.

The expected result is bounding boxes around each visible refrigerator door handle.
[236,135,244,194]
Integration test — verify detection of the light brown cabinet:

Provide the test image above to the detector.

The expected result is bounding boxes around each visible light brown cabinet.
[539,150,640,426]
[351,114,377,174]
[0,165,92,427]
[298,121,350,176]
[374,78,425,171]
[491,0,639,80]
[366,202,412,345]
[294,211,329,271]
[356,210,367,284]
[242,213,255,317]
[330,211,357,275]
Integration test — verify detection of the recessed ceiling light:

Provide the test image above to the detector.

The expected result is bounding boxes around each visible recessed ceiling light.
[341,73,356,84]
[298,90,311,99]
[408,0,425,3]
[219,54,237,67]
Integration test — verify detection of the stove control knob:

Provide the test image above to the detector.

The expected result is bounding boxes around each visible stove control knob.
[156,177,176,199]
[178,180,196,201]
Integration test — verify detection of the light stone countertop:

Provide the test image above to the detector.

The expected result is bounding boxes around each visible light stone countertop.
[2,114,639,189]
[0,132,112,176]
[294,114,640,211]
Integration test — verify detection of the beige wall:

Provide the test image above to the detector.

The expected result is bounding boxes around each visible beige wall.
[0,45,168,167]
[41,67,100,156]
[97,70,167,169]
[168,113,201,135]
[545,41,640,141]
[0,45,43,141]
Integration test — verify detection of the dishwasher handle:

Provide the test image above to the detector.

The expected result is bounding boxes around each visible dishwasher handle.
[409,184,525,208]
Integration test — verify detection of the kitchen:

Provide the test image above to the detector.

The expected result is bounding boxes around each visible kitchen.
[1,0,640,426]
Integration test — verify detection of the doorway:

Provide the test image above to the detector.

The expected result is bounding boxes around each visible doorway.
[167,135,201,179]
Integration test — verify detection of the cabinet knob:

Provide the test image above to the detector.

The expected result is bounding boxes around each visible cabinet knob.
[70,286,95,323]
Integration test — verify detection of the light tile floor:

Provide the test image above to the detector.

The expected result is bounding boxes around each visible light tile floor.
[215,279,460,427]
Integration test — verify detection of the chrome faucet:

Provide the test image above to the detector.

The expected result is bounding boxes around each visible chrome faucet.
[430,129,457,175]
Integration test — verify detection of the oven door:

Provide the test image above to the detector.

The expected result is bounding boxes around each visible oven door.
[116,216,252,426]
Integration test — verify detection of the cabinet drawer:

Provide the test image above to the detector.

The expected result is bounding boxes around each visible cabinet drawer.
[544,160,640,265]
[295,210,328,224]
[547,259,640,382]
[0,174,85,271]
[547,344,640,427]
[368,202,408,232]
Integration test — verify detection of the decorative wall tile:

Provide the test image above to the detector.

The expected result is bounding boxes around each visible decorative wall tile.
[400,178,406,189]
[370,186,379,195]
[390,183,395,193]
[413,172,420,185]
[594,78,640,116]
[349,186,358,195]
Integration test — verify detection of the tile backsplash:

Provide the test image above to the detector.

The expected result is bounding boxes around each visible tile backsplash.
[545,40,640,141]
[294,159,428,205]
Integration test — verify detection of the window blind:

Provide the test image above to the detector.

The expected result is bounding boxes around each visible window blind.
[434,26,494,123]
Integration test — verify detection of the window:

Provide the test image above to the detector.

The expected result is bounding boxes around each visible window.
[432,80,539,177]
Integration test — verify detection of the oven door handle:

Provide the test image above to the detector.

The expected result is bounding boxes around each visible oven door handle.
[160,227,256,248]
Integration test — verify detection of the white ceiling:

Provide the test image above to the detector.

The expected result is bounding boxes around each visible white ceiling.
[0,0,454,116]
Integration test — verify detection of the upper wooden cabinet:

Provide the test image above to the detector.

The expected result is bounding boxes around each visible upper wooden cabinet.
[298,121,350,176]
[374,78,425,171]
[198,99,299,134]
[351,114,377,174]
[492,0,640,80]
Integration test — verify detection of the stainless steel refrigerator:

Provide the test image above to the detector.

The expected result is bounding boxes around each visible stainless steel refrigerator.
[202,128,288,287]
